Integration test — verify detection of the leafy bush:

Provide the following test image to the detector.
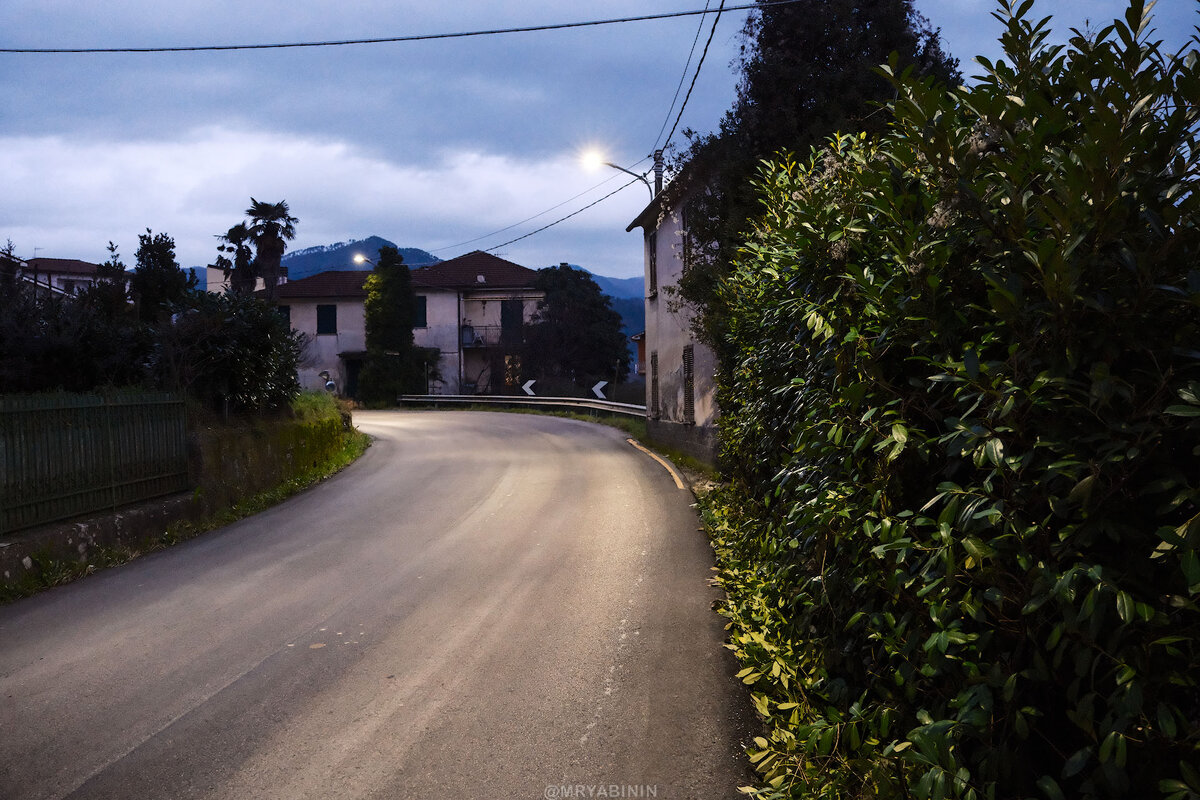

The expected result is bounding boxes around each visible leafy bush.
[710,2,1200,798]
[155,291,304,412]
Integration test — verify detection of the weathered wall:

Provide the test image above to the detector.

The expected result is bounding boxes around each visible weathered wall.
[0,414,352,592]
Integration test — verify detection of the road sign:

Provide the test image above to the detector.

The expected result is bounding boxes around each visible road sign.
[522,380,537,396]
[592,381,608,399]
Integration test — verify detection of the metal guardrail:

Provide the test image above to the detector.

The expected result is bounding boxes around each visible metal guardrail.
[398,394,647,418]
[0,392,189,535]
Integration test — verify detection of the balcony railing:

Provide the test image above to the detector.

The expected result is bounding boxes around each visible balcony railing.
[460,324,522,349]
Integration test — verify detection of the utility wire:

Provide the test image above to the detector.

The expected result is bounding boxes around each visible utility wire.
[473,1,732,253]
[661,0,726,152]
[473,2,732,253]
[485,178,640,254]
[2,0,796,54]
[432,157,649,254]
[652,0,711,151]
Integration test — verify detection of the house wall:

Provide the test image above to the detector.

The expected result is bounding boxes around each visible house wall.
[287,299,366,393]
[643,202,719,466]
[460,290,541,393]
[413,289,462,394]
[19,269,93,295]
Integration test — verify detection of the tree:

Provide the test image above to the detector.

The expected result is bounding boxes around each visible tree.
[674,0,960,359]
[80,241,132,319]
[523,265,630,392]
[358,245,433,403]
[128,229,197,323]
[0,239,18,295]
[155,291,305,412]
[214,222,256,295]
[245,199,298,303]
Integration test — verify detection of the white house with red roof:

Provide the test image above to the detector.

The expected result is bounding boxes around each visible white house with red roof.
[275,250,543,398]
[410,251,542,395]
[21,258,101,295]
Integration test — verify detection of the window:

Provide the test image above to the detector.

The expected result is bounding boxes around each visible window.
[647,231,658,297]
[650,351,660,420]
[682,344,695,425]
[316,304,337,335]
[413,295,427,328]
[277,305,291,328]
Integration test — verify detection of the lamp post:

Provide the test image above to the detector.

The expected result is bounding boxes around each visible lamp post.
[602,161,653,198]
[353,254,373,266]
[582,149,662,198]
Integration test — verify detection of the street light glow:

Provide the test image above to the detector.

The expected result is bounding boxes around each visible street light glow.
[353,253,370,264]
[580,149,604,172]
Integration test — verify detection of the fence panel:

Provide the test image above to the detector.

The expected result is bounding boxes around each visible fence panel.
[0,393,189,535]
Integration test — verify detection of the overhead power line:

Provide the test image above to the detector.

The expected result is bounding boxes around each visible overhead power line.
[652,0,712,151]
[0,1,795,54]
[432,157,649,254]
[485,179,641,254]
[662,0,727,152]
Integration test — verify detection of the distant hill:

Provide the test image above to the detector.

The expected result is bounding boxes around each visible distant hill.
[586,272,644,299]
[564,264,646,361]
[282,236,440,280]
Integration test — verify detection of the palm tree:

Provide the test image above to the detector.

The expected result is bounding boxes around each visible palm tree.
[216,222,256,295]
[245,199,298,302]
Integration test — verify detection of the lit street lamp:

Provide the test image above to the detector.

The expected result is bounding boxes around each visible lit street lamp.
[353,254,374,266]
[582,149,663,198]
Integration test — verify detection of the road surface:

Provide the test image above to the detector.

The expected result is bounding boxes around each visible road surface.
[0,410,752,799]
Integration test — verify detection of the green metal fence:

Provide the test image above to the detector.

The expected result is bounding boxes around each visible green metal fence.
[0,393,189,535]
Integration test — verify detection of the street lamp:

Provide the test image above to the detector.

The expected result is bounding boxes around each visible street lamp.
[353,253,374,266]
[582,150,659,198]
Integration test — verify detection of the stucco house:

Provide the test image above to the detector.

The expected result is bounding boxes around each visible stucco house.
[274,271,370,396]
[21,258,101,295]
[274,250,543,398]
[410,251,543,395]
[627,175,719,465]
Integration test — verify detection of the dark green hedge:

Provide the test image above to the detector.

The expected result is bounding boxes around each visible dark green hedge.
[708,3,1200,798]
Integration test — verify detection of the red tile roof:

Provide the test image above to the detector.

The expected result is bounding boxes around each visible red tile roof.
[26,258,99,275]
[273,271,369,299]
[412,250,537,289]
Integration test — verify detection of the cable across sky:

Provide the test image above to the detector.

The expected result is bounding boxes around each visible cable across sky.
[0,0,794,54]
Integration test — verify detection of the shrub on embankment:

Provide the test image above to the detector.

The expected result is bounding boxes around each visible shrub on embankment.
[707,3,1200,798]
[187,390,356,516]
[1,392,366,600]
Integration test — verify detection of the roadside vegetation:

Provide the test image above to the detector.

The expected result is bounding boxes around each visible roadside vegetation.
[702,2,1200,798]
[2,202,376,601]
[2,391,368,604]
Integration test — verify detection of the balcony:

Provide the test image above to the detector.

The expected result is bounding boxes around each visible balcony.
[460,324,522,349]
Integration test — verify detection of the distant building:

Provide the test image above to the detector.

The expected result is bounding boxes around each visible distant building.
[21,258,101,295]
[274,271,371,397]
[410,251,543,395]
[627,174,719,466]
[273,250,544,398]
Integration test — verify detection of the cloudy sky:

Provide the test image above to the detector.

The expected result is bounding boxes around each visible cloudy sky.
[2,1,1197,279]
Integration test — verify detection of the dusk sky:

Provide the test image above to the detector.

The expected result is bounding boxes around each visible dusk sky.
[3,1,1197,279]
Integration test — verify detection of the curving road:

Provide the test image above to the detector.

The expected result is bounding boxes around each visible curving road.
[0,410,752,799]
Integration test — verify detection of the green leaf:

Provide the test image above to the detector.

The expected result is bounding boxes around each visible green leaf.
[1116,590,1135,623]
[1037,775,1066,800]
[1062,747,1091,778]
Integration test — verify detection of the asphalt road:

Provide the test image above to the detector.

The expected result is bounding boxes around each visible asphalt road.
[0,410,753,799]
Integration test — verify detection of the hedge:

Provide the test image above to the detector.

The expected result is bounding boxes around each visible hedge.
[708,2,1200,798]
